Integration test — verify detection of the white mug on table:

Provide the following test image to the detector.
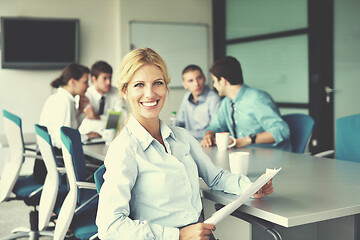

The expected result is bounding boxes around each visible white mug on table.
[228,152,250,175]
[215,132,236,151]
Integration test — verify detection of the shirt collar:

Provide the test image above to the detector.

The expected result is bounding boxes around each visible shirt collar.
[232,84,247,103]
[126,114,176,151]
[89,85,104,101]
[187,86,210,104]
[58,87,76,103]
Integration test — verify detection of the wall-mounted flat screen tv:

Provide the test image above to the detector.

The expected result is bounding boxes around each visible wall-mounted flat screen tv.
[1,17,79,69]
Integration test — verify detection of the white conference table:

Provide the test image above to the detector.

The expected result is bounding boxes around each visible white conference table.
[83,143,360,239]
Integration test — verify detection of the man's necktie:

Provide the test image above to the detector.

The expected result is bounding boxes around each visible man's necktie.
[98,96,105,115]
[230,102,237,138]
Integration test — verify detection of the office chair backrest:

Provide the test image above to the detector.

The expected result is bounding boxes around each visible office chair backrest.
[56,126,99,240]
[0,110,25,202]
[336,114,360,162]
[282,113,315,153]
[94,164,106,193]
[35,124,62,231]
[60,126,88,202]
[56,126,81,240]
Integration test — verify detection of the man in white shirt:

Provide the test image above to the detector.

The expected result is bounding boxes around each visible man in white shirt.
[80,61,128,134]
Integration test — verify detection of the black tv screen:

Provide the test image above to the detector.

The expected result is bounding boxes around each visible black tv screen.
[1,17,79,69]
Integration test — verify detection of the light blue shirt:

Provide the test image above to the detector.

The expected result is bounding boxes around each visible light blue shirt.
[176,87,221,139]
[206,85,292,151]
[96,115,252,240]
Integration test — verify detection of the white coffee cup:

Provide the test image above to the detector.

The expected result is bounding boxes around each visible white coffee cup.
[229,152,250,175]
[103,128,116,145]
[215,132,236,151]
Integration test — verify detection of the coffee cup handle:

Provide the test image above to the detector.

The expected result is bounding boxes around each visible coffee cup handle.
[228,136,236,148]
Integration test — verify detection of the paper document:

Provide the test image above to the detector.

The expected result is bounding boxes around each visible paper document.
[204,168,281,225]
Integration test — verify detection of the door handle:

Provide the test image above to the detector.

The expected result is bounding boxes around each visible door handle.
[324,86,334,103]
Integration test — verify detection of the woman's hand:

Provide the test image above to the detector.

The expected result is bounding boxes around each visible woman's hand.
[253,178,274,199]
[84,104,100,120]
[78,95,90,113]
[179,223,216,240]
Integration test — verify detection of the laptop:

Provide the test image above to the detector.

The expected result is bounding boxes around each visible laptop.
[104,110,122,131]
[82,110,122,145]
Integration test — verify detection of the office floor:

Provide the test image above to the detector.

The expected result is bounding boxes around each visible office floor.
[0,152,52,239]
[0,200,49,239]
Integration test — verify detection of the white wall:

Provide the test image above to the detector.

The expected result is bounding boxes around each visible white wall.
[0,0,213,144]
[334,0,360,119]
[119,0,213,122]
[0,0,121,144]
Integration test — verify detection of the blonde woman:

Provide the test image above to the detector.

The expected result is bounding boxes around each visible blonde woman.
[96,48,273,240]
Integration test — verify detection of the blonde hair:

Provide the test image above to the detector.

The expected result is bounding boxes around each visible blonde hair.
[118,48,170,95]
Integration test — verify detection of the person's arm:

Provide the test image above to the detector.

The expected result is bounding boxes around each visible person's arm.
[252,94,290,146]
[208,93,221,119]
[201,100,228,147]
[235,131,275,148]
[77,95,90,117]
[96,137,179,240]
[188,131,251,195]
[83,104,101,120]
[187,130,273,198]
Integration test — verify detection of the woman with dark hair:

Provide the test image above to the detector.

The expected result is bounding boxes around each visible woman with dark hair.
[40,63,100,152]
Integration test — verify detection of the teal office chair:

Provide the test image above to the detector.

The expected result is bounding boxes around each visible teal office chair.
[282,114,315,153]
[0,110,53,239]
[315,113,360,162]
[94,164,106,193]
[54,126,99,240]
[34,124,68,231]
[335,114,360,162]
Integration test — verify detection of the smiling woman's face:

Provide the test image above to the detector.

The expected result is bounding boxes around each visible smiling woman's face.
[124,64,167,124]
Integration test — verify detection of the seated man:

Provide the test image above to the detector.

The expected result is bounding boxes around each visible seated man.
[176,65,221,139]
[201,57,292,151]
[80,61,128,135]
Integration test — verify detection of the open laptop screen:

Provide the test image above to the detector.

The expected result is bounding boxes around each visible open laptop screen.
[105,111,122,131]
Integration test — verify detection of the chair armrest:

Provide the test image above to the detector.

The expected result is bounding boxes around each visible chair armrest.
[28,186,43,198]
[24,147,37,152]
[86,163,101,169]
[74,182,99,214]
[89,233,98,240]
[313,150,334,158]
[75,193,98,214]
[57,167,67,174]
[77,181,97,190]
[23,153,43,160]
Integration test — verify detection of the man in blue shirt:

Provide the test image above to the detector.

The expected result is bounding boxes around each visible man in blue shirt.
[201,57,292,151]
[176,65,221,139]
